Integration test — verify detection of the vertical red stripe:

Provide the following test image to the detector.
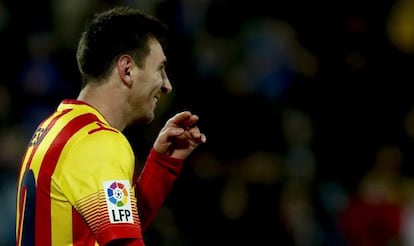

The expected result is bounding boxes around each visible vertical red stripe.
[35,113,99,246]
[24,109,72,171]
[16,109,71,245]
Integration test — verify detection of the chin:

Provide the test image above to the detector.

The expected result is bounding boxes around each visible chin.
[145,116,155,124]
[132,112,154,125]
[143,111,155,124]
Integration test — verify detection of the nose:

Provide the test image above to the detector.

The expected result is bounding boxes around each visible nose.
[161,76,172,94]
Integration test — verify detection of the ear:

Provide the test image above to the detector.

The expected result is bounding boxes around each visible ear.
[117,54,134,87]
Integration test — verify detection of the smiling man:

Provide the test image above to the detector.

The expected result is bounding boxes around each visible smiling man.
[16,6,206,246]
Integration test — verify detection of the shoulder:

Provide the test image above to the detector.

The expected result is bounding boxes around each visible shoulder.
[77,125,130,155]
[61,121,134,165]
[56,122,136,185]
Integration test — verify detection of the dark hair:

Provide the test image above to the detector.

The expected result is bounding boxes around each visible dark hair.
[76,6,168,87]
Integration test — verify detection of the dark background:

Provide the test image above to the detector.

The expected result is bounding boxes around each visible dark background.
[2,0,414,245]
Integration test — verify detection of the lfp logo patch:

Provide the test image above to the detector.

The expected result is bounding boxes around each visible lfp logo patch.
[103,180,133,223]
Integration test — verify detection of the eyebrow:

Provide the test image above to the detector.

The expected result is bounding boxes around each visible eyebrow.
[159,59,167,69]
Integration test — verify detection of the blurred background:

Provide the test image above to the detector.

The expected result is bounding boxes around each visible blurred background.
[2,0,414,245]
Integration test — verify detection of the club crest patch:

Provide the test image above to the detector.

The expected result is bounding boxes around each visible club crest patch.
[103,180,134,224]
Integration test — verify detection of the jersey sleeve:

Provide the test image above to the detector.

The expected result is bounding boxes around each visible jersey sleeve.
[58,128,143,245]
[135,148,184,231]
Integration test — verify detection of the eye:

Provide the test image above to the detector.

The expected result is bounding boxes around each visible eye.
[159,60,167,71]
[159,62,167,79]
[159,63,166,71]
[160,68,167,80]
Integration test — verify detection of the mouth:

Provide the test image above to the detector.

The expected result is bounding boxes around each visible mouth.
[153,96,159,104]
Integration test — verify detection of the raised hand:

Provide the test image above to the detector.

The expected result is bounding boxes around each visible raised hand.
[153,111,206,159]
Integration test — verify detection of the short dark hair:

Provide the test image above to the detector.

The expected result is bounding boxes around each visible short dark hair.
[76,6,168,87]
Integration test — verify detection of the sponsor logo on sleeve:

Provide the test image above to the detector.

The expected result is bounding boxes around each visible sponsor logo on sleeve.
[103,180,134,224]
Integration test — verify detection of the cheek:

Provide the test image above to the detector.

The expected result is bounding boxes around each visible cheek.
[133,75,160,102]
[134,86,154,107]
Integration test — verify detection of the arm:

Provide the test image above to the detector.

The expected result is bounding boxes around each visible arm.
[136,111,206,231]
[136,148,183,231]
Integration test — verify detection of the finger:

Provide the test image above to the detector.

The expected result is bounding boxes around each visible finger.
[169,112,200,129]
[188,127,206,143]
[167,111,192,126]
[193,133,207,144]
[188,126,201,138]
[176,115,199,130]
[161,126,184,138]
[183,115,199,128]
[200,133,207,143]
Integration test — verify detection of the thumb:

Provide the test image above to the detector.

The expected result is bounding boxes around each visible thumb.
[170,127,184,137]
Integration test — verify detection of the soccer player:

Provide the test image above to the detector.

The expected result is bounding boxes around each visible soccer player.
[15,6,206,246]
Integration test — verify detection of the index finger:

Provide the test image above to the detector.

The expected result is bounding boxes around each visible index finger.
[168,111,199,129]
[168,111,191,124]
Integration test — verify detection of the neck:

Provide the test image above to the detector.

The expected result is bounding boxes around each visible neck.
[77,81,128,131]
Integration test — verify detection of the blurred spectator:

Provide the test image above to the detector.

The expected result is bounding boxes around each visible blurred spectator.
[339,144,405,246]
[225,18,317,102]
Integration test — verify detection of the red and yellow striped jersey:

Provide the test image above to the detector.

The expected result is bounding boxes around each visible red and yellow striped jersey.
[16,99,143,245]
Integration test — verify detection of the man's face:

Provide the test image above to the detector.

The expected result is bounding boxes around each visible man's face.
[130,38,172,123]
